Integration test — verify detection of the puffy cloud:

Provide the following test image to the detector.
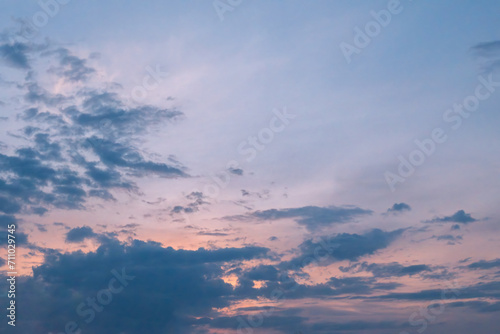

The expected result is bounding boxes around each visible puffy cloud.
[0,237,270,333]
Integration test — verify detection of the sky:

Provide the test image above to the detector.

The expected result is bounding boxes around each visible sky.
[0,0,499,333]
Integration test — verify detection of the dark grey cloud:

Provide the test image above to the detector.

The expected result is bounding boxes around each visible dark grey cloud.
[340,262,432,278]
[72,90,183,138]
[88,138,186,178]
[0,196,22,214]
[0,237,270,333]
[281,228,404,269]
[233,272,401,304]
[65,226,97,243]
[0,154,90,211]
[0,214,17,226]
[387,202,411,213]
[472,40,500,56]
[23,83,68,106]
[244,265,280,281]
[375,280,500,301]
[328,276,401,294]
[210,313,407,334]
[228,167,243,175]
[171,192,209,215]
[425,210,477,224]
[0,42,30,69]
[467,259,500,270]
[226,205,372,231]
[0,230,28,246]
[46,47,96,82]
[440,300,500,313]
[471,40,500,72]
[197,231,229,236]
[84,164,135,191]
[0,41,189,217]
[433,234,463,243]
[210,315,307,333]
[35,223,48,232]
[310,320,405,332]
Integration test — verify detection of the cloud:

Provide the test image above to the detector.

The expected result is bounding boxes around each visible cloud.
[425,210,477,224]
[211,314,406,333]
[46,47,96,82]
[467,259,500,270]
[340,262,432,278]
[0,42,31,69]
[310,320,405,332]
[0,40,189,217]
[243,265,280,281]
[65,226,97,243]
[375,281,500,301]
[471,40,500,72]
[0,230,29,246]
[328,276,401,294]
[0,237,270,333]
[210,315,307,333]
[472,40,500,56]
[226,205,372,231]
[35,223,48,232]
[281,228,404,269]
[88,138,187,178]
[171,192,209,215]
[197,231,229,236]
[228,167,244,175]
[433,234,463,244]
[0,196,22,214]
[0,214,18,226]
[387,202,411,213]
[440,301,500,313]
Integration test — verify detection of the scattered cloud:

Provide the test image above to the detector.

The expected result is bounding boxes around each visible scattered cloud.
[281,229,404,269]
[225,205,372,231]
[387,202,411,213]
[424,210,477,224]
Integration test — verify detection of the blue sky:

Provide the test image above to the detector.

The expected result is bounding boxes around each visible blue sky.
[0,1,500,333]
